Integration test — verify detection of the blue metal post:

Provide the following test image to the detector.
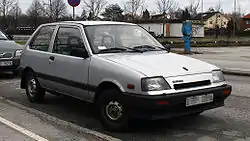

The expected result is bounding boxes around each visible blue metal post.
[182,21,192,53]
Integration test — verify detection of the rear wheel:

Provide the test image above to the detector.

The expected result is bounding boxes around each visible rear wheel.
[25,72,45,103]
[97,89,129,131]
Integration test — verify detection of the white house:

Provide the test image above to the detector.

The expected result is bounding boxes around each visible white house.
[138,20,204,37]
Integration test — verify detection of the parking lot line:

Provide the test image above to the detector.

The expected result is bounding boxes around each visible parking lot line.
[0,116,49,141]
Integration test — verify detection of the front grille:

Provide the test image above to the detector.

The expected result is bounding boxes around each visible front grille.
[174,80,211,90]
[0,52,13,59]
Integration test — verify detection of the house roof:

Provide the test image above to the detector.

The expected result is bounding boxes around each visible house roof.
[151,13,165,17]
[243,14,250,19]
[193,12,220,20]
[151,13,169,20]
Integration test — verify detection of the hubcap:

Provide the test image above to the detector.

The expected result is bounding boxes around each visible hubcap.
[28,78,37,97]
[105,101,123,121]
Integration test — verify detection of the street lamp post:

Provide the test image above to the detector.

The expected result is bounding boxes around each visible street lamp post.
[49,0,52,21]
[233,0,236,37]
[43,0,52,22]
[201,0,204,21]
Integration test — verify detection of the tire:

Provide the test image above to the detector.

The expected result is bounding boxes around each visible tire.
[25,71,45,103]
[97,89,129,131]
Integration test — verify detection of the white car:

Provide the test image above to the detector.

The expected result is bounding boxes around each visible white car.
[20,21,232,131]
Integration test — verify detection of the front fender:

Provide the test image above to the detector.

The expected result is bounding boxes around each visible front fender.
[99,79,125,92]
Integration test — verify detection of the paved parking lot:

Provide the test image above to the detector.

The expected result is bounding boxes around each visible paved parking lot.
[1,74,250,141]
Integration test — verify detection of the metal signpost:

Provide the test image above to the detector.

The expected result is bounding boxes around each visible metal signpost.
[68,0,81,20]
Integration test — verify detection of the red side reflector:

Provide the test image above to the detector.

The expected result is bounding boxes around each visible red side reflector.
[157,101,169,105]
[223,90,231,95]
[127,84,135,89]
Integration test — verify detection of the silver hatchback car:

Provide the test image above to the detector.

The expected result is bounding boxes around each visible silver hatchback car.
[20,21,232,131]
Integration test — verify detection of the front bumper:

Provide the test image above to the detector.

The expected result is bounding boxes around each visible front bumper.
[122,85,232,120]
[0,58,21,72]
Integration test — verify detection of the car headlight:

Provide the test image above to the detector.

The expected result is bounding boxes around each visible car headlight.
[15,50,22,57]
[141,77,171,91]
[212,70,225,83]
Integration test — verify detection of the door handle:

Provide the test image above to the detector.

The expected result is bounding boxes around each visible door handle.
[49,56,55,63]
[49,56,55,60]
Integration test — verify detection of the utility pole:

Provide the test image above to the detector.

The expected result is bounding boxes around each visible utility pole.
[132,0,135,21]
[233,0,236,37]
[201,0,203,14]
[15,0,19,28]
[201,0,204,25]
[49,0,52,21]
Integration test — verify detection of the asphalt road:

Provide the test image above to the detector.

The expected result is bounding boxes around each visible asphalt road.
[0,123,34,141]
[0,74,250,141]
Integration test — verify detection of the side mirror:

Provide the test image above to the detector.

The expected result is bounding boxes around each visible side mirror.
[70,48,89,58]
[164,44,172,52]
[148,31,156,38]
[7,35,14,40]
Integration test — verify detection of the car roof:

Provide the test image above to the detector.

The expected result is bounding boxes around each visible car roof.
[45,21,136,26]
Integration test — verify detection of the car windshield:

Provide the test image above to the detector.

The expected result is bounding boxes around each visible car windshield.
[85,25,165,54]
[0,30,8,40]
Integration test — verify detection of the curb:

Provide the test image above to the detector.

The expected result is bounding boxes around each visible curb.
[0,96,121,141]
[222,69,250,77]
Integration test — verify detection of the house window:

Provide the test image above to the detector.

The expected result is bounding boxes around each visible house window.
[246,20,250,24]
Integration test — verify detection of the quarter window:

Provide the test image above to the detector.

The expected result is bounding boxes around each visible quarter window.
[53,27,86,57]
[30,26,56,52]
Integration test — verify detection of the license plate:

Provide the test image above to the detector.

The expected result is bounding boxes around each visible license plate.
[186,94,214,107]
[0,61,13,66]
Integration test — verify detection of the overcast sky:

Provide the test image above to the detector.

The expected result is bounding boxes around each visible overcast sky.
[19,0,250,16]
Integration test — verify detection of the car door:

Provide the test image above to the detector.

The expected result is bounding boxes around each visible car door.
[46,25,91,101]
[23,25,57,89]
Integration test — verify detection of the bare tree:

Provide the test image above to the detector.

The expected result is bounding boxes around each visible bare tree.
[27,0,45,27]
[83,0,107,20]
[214,1,222,12]
[156,0,176,14]
[50,0,67,21]
[124,0,145,20]
[186,0,200,17]
[168,3,182,19]
[78,8,87,20]
[0,0,16,27]
[9,1,22,28]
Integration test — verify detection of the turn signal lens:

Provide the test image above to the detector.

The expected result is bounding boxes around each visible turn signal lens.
[127,84,135,89]
[223,90,231,95]
[157,100,169,105]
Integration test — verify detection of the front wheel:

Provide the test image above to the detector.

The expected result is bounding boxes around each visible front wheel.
[97,89,129,131]
[25,72,45,103]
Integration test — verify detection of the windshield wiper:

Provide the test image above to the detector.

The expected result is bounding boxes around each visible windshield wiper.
[98,47,127,53]
[123,47,144,53]
[0,38,7,40]
[132,45,168,52]
[98,47,144,53]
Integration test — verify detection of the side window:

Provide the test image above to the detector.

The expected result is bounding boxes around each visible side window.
[53,27,86,57]
[30,26,56,52]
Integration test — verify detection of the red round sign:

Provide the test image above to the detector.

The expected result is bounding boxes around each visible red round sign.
[68,0,81,7]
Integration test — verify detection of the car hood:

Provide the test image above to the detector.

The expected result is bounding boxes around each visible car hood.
[100,52,219,77]
[0,40,22,52]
